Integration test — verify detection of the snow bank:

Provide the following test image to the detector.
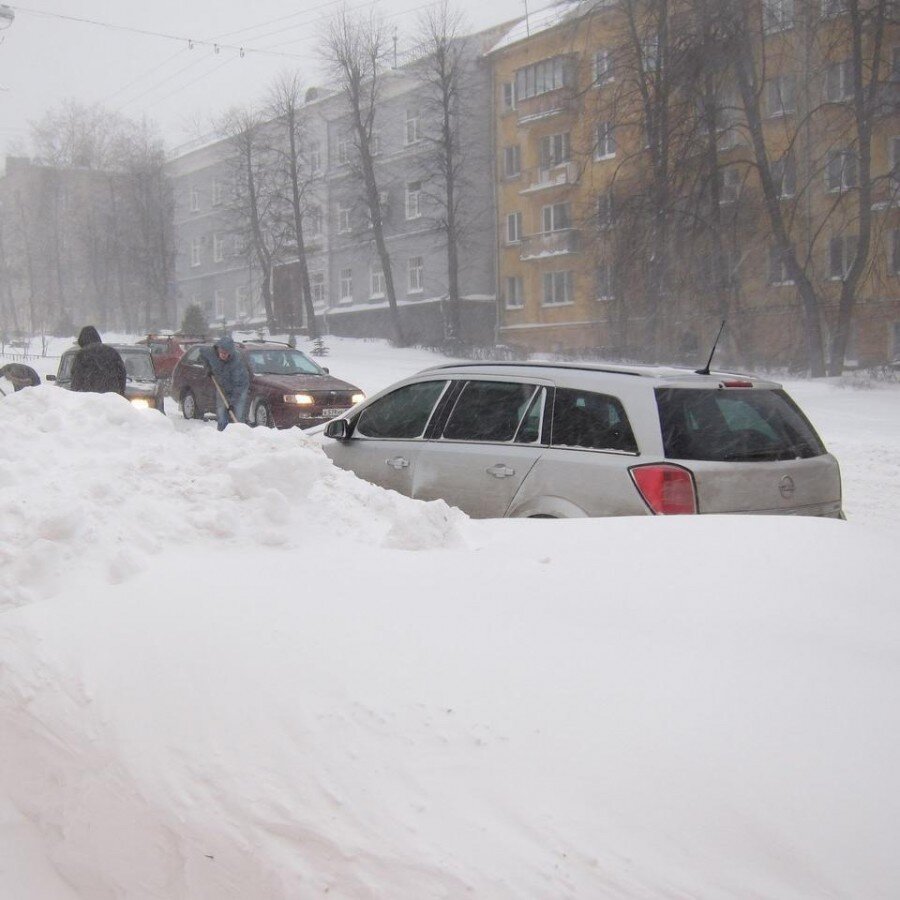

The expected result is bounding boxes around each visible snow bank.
[0,387,465,608]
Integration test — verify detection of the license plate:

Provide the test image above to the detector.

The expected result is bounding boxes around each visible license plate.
[321,408,346,418]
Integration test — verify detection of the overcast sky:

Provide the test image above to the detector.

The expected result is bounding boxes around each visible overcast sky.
[0,0,529,156]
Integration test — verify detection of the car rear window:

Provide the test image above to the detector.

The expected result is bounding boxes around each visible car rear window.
[655,388,826,461]
[551,388,638,453]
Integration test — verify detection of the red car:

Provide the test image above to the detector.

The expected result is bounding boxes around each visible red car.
[138,333,206,382]
[170,340,365,429]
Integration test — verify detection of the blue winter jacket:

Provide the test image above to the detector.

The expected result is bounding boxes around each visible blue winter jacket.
[199,337,250,396]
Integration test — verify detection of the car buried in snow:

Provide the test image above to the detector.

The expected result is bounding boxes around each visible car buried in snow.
[321,361,843,520]
[47,344,167,413]
[170,340,365,429]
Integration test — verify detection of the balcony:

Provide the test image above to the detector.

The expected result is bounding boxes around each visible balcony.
[520,229,580,261]
[516,90,577,126]
[519,162,579,195]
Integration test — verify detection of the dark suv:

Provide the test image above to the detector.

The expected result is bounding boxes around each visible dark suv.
[48,344,166,412]
[170,340,365,429]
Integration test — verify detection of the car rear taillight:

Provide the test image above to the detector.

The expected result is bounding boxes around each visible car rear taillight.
[629,464,698,515]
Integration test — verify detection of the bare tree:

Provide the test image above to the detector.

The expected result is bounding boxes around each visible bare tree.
[322,6,406,345]
[266,71,320,339]
[413,0,473,345]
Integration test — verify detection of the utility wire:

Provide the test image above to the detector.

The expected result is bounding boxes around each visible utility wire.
[7,5,306,59]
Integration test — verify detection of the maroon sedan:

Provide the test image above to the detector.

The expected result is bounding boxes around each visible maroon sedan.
[170,341,365,428]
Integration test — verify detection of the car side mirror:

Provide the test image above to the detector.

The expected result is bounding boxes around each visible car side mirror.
[324,418,349,440]
[322,366,329,374]
[45,374,56,381]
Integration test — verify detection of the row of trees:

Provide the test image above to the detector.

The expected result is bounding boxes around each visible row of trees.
[0,102,175,338]
[218,0,479,347]
[573,0,897,374]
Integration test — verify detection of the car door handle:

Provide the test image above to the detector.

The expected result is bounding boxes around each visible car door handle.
[386,456,410,469]
[486,463,516,478]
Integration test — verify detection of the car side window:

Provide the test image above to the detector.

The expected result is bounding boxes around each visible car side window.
[551,388,638,453]
[515,387,546,444]
[355,380,448,439]
[183,347,202,364]
[442,381,537,443]
[58,353,74,380]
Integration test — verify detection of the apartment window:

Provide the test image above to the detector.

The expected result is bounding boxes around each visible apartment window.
[405,109,421,145]
[505,276,524,309]
[772,153,797,198]
[405,181,422,219]
[213,233,225,263]
[337,202,351,233]
[507,211,523,244]
[597,190,615,229]
[641,37,659,73]
[214,289,226,319]
[310,271,326,308]
[766,74,797,116]
[541,202,571,233]
[309,141,321,174]
[825,149,859,192]
[370,129,381,156]
[339,267,353,302]
[828,234,858,280]
[236,285,251,317]
[890,135,899,184]
[337,135,351,165]
[542,270,573,306]
[190,237,201,267]
[540,132,571,168]
[502,82,516,110]
[307,205,322,237]
[370,262,386,299]
[596,263,614,300]
[211,179,223,207]
[504,144,521,177]
[893,321,900,358]
[719,166,742,204]
[891,229,900,276]
[408,256,423,293]
[514,56,574,101]
[595,122,616,160]
[822,0,848,17]
[824,60,853,102]
[593,49,613,85]
[768,246,794,285]
[189,187,200,212]
[892,46,900,82]
[764,0,795,31]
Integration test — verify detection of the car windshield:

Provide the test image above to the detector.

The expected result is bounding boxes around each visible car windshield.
[246,349,323,376]
[655,387,826,462]
[120,351,157,382]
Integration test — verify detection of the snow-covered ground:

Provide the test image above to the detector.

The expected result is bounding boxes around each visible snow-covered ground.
[1,335,898,898]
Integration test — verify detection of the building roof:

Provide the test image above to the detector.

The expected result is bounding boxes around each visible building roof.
[488,0,608,55]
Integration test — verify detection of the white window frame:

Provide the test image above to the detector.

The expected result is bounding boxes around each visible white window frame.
[214,289,226,319]
[505,276,524,309]
[337,136,351,165]
[595,263,614,300]
[541,202,571,233]
[339,267,353,303]
[593,49,613,85]
[370,129,381,156]
[189,187,200,213]
[768,246,794,285]
[766,73,797,117]
[236,285,251,317]
[307,205,322,237]
[502,82,516,110]
[506,211,523,244]
[595,122,616,160]
[828,234,858,280]
[309,141,321,174]
[310,271,327,308]
[772,154,797,198]
[889,135,899,186]
[211,179,223,207]
[641,37,659,73]
[542,270,573,306]
[597,190,614,230]
[370,262,386,299]
[407,256,423,294]
[405,109,421,146]
[213,233,225,263]
[825,148,859,192]
[540,132,571,168]
[337,202,351,233]
[719,166,742,204]
[824,60,853,102]
[504,145,521,178]
[190,237,201,267]
[405,181,422,220]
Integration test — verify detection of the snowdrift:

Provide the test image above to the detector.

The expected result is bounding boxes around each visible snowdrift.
[1,388,899,898]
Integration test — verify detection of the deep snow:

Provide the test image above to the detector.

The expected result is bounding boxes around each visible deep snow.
[1,337,898,898]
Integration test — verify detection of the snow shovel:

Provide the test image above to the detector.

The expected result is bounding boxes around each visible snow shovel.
[209,373,239,424]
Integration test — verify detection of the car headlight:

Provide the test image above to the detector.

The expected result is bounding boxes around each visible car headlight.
[130,398,151,410]
[284,393,314,405]
[351,393,366,404]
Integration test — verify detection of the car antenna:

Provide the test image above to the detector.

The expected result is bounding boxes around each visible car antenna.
[695,320,726,376]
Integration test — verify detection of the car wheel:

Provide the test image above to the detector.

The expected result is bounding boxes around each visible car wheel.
[181,390,200,420]
[253,401,273,428]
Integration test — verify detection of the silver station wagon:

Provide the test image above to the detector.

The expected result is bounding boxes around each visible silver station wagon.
[322,362,843,519]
